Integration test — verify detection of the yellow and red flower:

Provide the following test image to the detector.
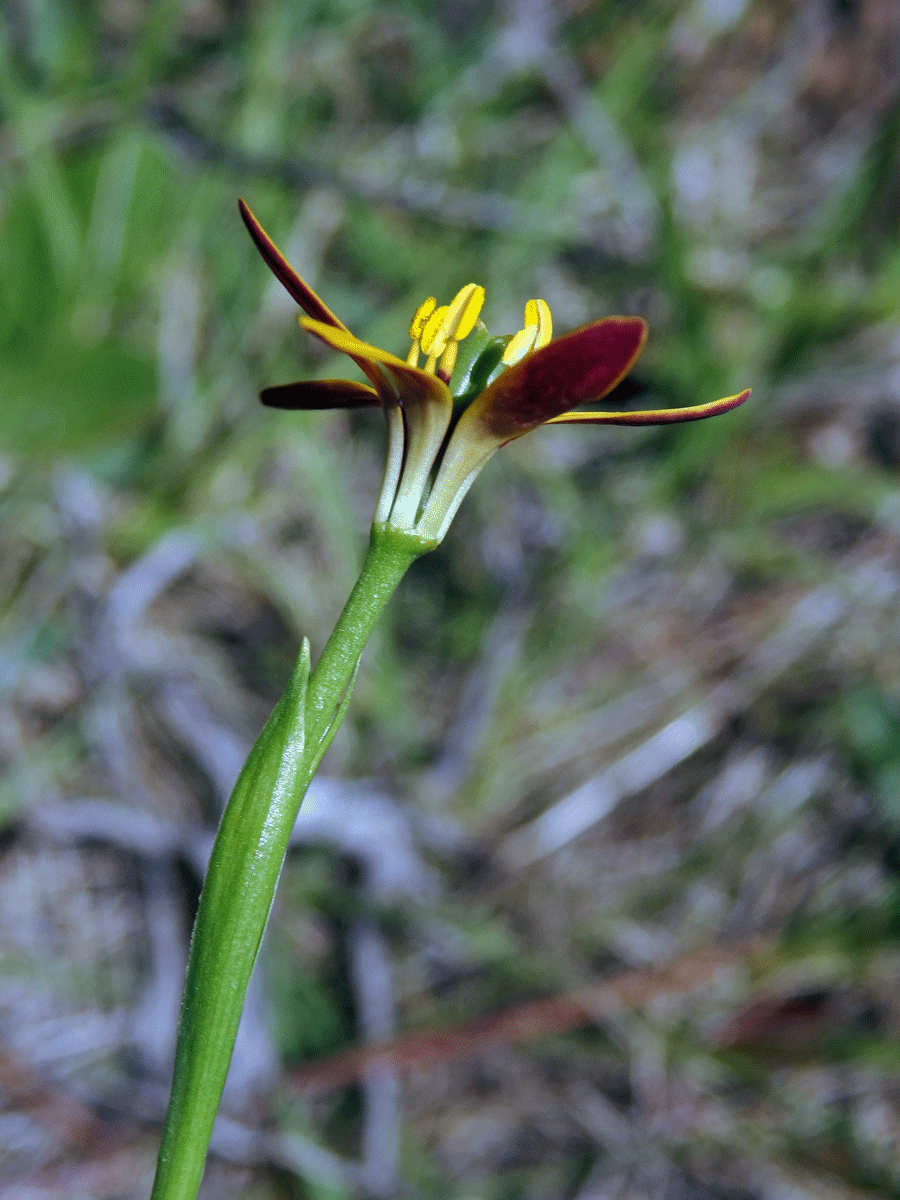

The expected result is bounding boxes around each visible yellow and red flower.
[240,200,749,545]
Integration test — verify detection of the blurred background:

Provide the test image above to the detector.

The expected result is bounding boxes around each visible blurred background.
[4,0,900,1196]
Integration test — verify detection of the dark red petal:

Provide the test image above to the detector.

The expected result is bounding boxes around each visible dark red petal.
[240,200,390,399]
[260,379,380,410]
[470,316,648,439]
[238,199,347,330]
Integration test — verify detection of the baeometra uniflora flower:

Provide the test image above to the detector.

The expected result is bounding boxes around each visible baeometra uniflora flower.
[240,200,750,545]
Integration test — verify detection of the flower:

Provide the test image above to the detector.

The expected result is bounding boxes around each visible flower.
[239,199,750,545]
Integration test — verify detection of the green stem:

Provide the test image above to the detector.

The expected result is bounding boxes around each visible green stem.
[304,525,426,752]
[150,524,429,1200]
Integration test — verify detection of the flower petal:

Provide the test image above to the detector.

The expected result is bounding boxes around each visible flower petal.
[300,318,408,368]
[238,200,347,330]
[546,388,751,425]
[260,379,380,410]
[466,316,648,441]
[419,317,648,545]
[299,320,453,531]
[300,318,452,412]
[240,200,390,396]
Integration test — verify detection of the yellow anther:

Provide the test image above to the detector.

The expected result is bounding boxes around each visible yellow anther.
[409,297,436,341]
[524,299,552,348]
[502,324,538,366]
[438,341,459,379]
[421,304,450,357]
[406,286,486,376]
[443,284,485,343]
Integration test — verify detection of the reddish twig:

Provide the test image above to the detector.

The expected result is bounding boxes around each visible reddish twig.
[291,939,763,1095]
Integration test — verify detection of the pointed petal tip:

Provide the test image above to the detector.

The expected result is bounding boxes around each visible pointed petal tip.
[260,379,380,410]
[546,386,752,426]
[237,197,265,245]
[237,198,261,242]
[238,199,348,333]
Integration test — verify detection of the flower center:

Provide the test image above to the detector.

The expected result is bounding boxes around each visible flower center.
[406,287,553,384]
[406,285,484,381]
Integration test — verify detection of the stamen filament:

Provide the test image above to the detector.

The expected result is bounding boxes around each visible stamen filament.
[437,341,458,382]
